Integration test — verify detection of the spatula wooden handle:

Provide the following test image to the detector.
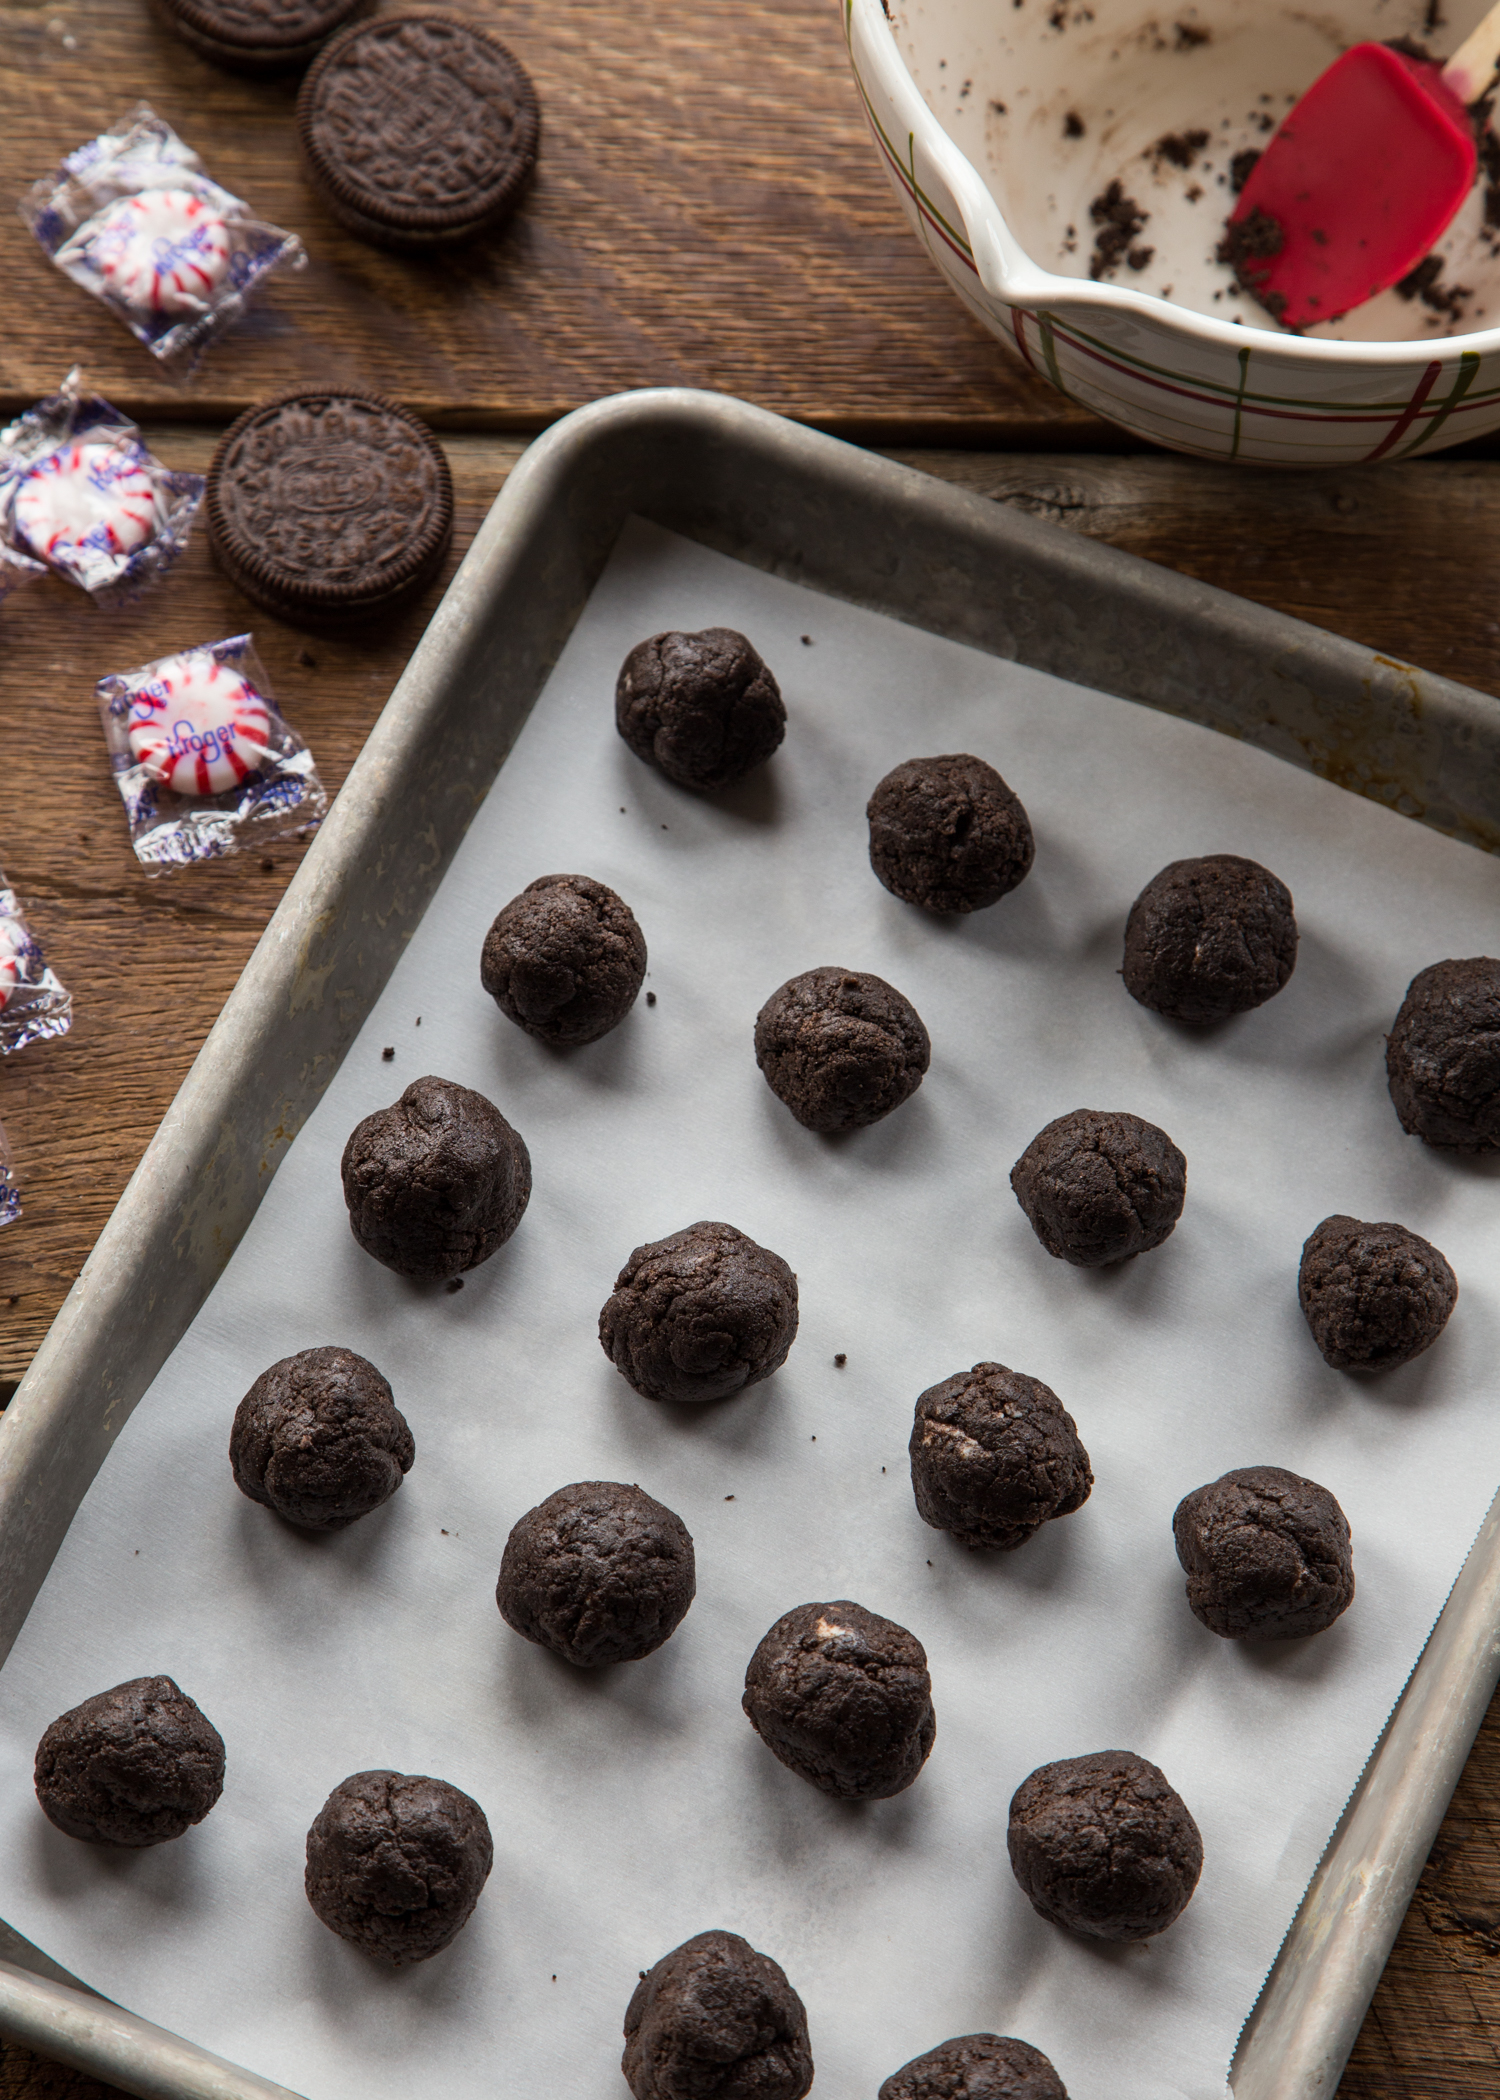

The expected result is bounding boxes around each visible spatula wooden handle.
[1441,0,1500,105]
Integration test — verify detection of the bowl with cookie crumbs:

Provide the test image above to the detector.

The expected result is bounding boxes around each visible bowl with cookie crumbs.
[846,0,1500,461]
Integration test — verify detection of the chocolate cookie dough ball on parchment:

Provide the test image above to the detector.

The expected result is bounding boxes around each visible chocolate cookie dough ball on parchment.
[497,1481,696,1667]
[305,1769,492,1964]
[1299,1214,1457,1371]
[341,1076,531,1281]
[1122,855,1297,1025]
[1007,1749,1202,1941]
[910,1363,1092,1551]
[623,1930,814,2100]
[35,1678,225,1847]
[1386,957,1500,1151]
[616,628,785,793]
[1011,1109,1185,1267]
[1173,1466,1354,1640]
[231,1345,414,1530]
[480,874,646,1046]
[880,2033,1069,2100]
[867,753,1035,913]
[755,966,930,1132]
[600,1221,798,1404]
[743,1600,936,1800]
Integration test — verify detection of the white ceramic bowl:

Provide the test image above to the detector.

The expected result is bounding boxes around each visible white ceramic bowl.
[846,0,1500,461]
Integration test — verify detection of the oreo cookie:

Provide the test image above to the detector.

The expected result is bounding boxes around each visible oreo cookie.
[150,0,362,74]
[207,391,454,630]
[297,14,540,249]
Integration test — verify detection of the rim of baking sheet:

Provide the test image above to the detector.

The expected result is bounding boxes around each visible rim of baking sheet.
[2,388,1499,2100]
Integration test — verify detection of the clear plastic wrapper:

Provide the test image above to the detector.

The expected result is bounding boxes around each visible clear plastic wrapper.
[0,370,204,603]
[96,635,327,868]
[0,874,72,1055]
[0,1121,17,1230]
[19,105,305,369]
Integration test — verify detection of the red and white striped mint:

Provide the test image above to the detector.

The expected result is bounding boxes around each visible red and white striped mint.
[0,918,32,1014]
[14,440,163,575]
[85,187,232,316]
[126,652,272,797]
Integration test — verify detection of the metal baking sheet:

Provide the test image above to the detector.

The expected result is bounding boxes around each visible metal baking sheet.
[2,389,1499,2100]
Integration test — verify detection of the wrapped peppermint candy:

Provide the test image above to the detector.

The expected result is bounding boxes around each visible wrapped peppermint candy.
[0,370,203,603]
[97,635,327,868]
[20,105,304,368]
[0,1121,18,1230]
[0,872,72,1055]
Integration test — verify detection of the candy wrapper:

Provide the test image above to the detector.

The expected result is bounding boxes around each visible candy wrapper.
[20,105,305,370]
[0,875,73,1055]
[0,371,203,604]
[96,636,327,868]
[0,1122,18,1231]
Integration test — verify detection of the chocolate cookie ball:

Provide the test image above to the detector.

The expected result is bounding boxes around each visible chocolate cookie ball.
[35,1677,225,1847]
[1122,855,1297,1025]
[754,966,930,1132]
[231,1345,414,1530]
[880,2034,1068,2100]
[1299,1214,1457,1371]
[1173,1465,1354,1640]
[305,1769,492,1965]
[623,1929,813,2100]
[910,1363,1092,1551]
[1011,1109,1185,1267]
[866,753,1035,914]
[599,1220,798,1404]
[480,873,647,1046]
[1007,1749,1202,1942]
[743,1599,936,1800]
[616,627,785,793]
[341,1076,531,1281]
[497,1481,696,1667]
[1386,957,1500,1151]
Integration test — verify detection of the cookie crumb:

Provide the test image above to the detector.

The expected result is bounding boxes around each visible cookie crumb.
[445,1277,465,1293]
[441,1528,449,1535]
[382,1046,395,1061]
[725,1494,735,1501]
[800,633,813,644]
[1064,110,1084,137]
[415,1016,422,1026]
[834,1352,847,1366]
[1229,147,1261,193]
[646,990,657,1006]
[1088,180,1149,280]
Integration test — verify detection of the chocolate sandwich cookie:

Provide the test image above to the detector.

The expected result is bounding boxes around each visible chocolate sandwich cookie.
[150,0,363,74]
[297,14,540,249]
[207,391,453,630]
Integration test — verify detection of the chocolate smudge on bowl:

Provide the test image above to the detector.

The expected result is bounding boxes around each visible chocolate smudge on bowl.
[1228,148,1260,194]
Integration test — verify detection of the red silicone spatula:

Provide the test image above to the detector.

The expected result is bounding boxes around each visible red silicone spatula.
[1222,10,1500,329]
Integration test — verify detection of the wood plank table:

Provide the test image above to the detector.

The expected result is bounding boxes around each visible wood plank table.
[1,0,1499,2093]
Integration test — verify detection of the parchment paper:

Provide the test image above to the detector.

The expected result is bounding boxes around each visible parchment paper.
[3,518,1500,2100]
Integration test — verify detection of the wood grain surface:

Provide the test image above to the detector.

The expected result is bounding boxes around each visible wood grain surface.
[0,0,1118,442]
[4,435,1500,2097]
